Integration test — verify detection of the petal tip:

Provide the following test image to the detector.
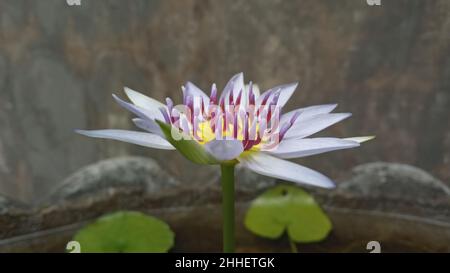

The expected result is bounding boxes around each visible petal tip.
[360,135,376,143]
[322,180,336,189]
[74,129,98,138]
[75,129,90,136]
[123,86,134,96]
[329,103,338,109]
[344,136,375,143]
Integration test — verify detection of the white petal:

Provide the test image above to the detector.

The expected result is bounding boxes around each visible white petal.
[115,93,164,121]
[265,137,360,158]
[132,118,164,137]
[280,104,338,125]
[252,84,261,98]
[232,72,245,99]
[124,87,165,111]
[284,113,352,139]
[343,136,375,143]
[204,140,244,161]
[76,129,175,150]
[276,82,298,108]
[240,83,250,108]
[238,153,334,188]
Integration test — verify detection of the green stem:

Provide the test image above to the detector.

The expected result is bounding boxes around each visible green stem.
[220,164,235,253]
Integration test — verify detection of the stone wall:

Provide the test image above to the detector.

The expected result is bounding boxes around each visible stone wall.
[0,0,449,202]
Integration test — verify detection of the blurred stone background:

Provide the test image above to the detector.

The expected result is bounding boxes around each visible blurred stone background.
[0,0,449,203]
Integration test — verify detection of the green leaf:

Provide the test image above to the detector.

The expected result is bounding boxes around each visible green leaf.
[156,120,218,165]
[245,185,332,243]
[73,211,174,253]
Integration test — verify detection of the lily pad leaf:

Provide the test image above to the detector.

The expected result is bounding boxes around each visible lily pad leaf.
[73,211,174,253]
[156,120,219,165]
[245,185,332,243]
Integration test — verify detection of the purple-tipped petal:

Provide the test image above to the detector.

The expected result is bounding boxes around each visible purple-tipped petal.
[264,137,360,158]
[215,115,223,140]
[257,82,298,109]
[232,74,244,101]
[220,72,244,103]
[284,113,352,139]
[159,107,171,123]
[235,89,242,105]
[260,90,272,106]
[165,97,174,111]
[210,83,218,105]
[204,140,244,161]
[275,82,298,108]
[238,153,335,188]
[76,129,175,150]
[185,81,209,107]
[248,82,255,105]
[279,122,291,140]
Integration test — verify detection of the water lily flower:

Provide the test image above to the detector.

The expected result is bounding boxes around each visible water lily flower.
[76,72,373,252]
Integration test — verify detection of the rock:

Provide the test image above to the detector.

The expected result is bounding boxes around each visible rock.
[339,162,450,202]
[0,194,28,215]
[45,156,180,204]
[0,194,31,241]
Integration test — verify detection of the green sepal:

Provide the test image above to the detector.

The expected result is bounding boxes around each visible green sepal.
[156,120,219,165]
